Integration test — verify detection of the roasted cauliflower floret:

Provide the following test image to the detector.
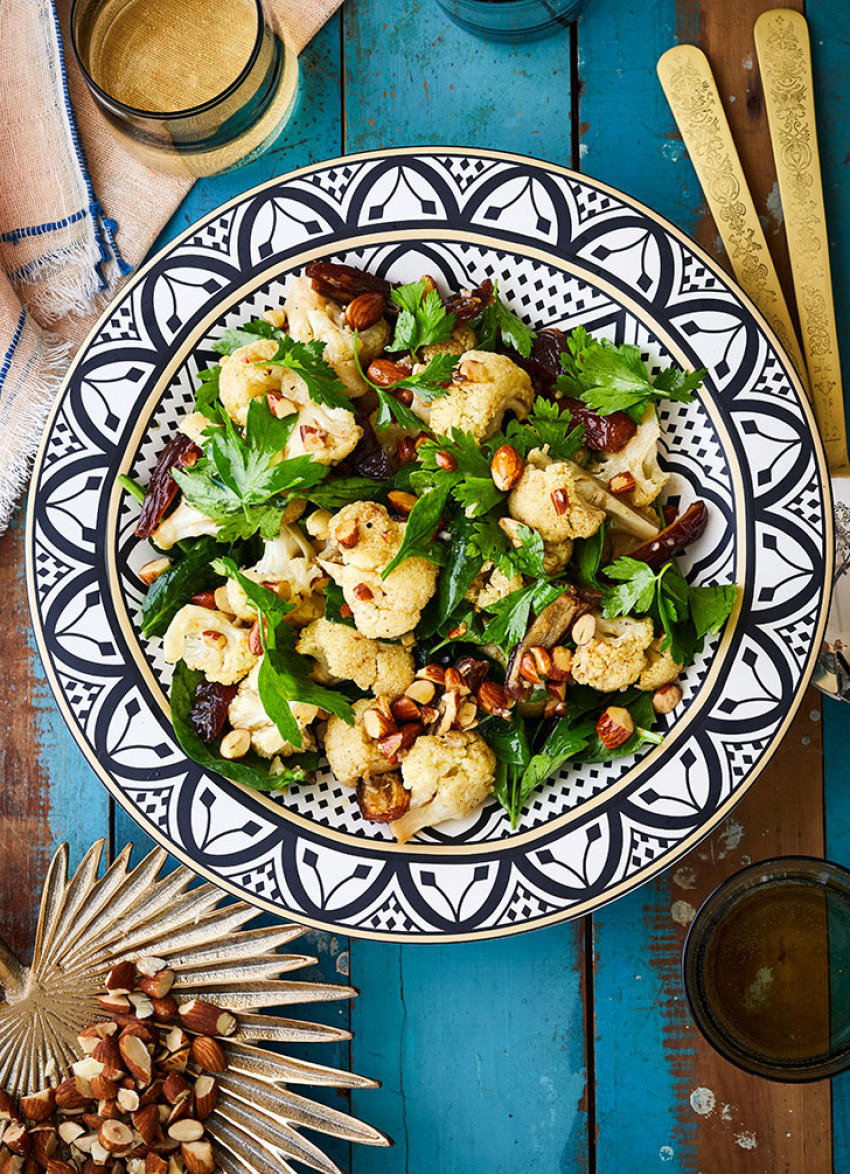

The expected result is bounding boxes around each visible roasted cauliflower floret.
[297,618,415,699]
[227,662,318,757]
[178,410,216,447]
[589,405,669,506]
[508,449,606,543]
[321,501,439,639]
[282,397,363,467]
[163,605,257,686]
[151,499,219,551]
[284,275,390,396]
[224,524,325,627]
[465,562,523,610]
[324,699,399,785]
[218,338,284,427]
[571,614,655,693]
[419,322,477,363]
[390,730,497,843]
[428,351,534,439]
[638,637,683,691]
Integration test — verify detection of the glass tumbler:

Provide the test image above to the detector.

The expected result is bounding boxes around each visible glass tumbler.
[70,0,299,177]
[683,857,850,1081]
[434,0,590,42]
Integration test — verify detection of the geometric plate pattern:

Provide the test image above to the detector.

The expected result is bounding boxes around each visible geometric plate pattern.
[27,149,831,941]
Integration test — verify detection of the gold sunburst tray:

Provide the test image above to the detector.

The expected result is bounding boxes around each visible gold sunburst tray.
[0,840,389,1172]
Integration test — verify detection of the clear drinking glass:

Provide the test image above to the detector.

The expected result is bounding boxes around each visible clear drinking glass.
[683,857,850,1081]
[70,0,298,177]
[434,0,590,42]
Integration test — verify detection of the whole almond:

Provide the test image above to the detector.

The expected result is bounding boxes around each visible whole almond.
[193,1076,218,1122]
[105,961,137,994]
[118,1033,153,1086]
[190,1036,227,1074]
[181,1139,215,1174]
[345,291,386,331]
[178,1000,236,1038]
[366,358,412,387]
[20,1088,55,1122]
[490,444,524,491]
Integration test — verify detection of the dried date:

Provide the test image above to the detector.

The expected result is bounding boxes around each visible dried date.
[627,500,708,568]
[452,656,490,694]
[135,433,201,538]
[191,680,239,743]
[443,278,494,324]
[306,261,391,304]
[557,397,637,453]
[349,414,393,480]
[356,773,411,823]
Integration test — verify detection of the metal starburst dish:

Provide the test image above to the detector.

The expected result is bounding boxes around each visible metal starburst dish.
[0,841,388,1172]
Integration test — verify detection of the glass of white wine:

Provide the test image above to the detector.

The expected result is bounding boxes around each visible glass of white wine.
[70,0,299,177]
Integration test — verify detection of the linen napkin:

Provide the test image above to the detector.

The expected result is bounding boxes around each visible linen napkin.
[0,0,341,532]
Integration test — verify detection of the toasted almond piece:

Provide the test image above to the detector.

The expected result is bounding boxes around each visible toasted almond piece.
[362,707,395,741]
[529,646,552,678]
[416,664,445,685]
[46,1162,76,1174]
[152,995,179,1023]
[89,1076,118,1102]
[571,614,596,646]
[105,961,138,994]
[76,1027,101,1056]
[20,1088,55,1123]
[97,993,130,1015]
[119,1034,153,1086]
[91,1036,123,1081]
[377,731,404,762]
[167,1121,204,1144]
[519,652,540,685]
[165,1028,190,1054]
[98,1121,133,1154]
[220,728,251,760]
[180,1140,215,1174]
[435,690,459,735]
[132,1104,161,1148]
[434,450,457,472]
[178,1000,236,1038]
[608,471,637,494]
[335,519,359,549]
[443,667,468,695]
[190,1037,227,1074]
[162,1073,190,1105]
[652,683,683,714]
[476,681,513,718]
[4,1123,30,1157]
[193,1077,218,1122]
[146,1154,169,1174]
[138,970,175,999]
[458,358,485,380]
[70,1131,99,1155]
[128,993,155,1020]
[137,956,168,977]
[54,1078,91,1111]
[116,1088,140,1113]
[455,700,478,730]
[548,646,573,682]
[160,1046,190,1074]
[404,678,436,705]
[550,488,570,516]
[387,490,418,517]
[595,706,634,749]
[30,1126,58,1166]
[390,696,420,724]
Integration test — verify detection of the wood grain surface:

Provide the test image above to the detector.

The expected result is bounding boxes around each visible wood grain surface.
[2,0,849,1170]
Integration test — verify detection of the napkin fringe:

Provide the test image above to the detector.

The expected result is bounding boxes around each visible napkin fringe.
[0,317,71,534]
[8,232,118,325]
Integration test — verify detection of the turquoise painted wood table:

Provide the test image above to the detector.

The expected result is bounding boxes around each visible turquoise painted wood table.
[3,0,850,1169]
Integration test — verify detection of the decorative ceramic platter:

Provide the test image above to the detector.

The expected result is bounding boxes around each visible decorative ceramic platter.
[27,148,831,942]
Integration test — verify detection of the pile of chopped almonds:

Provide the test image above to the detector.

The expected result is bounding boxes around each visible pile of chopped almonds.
[0,957,235,1174]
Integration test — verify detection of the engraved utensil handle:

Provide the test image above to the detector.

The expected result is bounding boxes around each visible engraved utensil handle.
[755,9,850,473]
[657,44,810,393]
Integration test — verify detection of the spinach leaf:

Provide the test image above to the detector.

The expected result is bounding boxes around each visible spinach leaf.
[324,581,357,628]
[140,537,222,638]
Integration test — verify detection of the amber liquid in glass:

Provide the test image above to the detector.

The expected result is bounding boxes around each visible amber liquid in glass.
[700,878,850,1063]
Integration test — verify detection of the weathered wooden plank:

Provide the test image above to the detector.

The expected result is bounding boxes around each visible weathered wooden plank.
[808,0,850,1163]
[350,928,589,1174]
[582,0,833,1166]
[341,4,589,1169]
[342,0,573,166]
[1,515,109,964]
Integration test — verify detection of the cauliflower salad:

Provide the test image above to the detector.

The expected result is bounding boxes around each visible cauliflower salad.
[120,262,737,843]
